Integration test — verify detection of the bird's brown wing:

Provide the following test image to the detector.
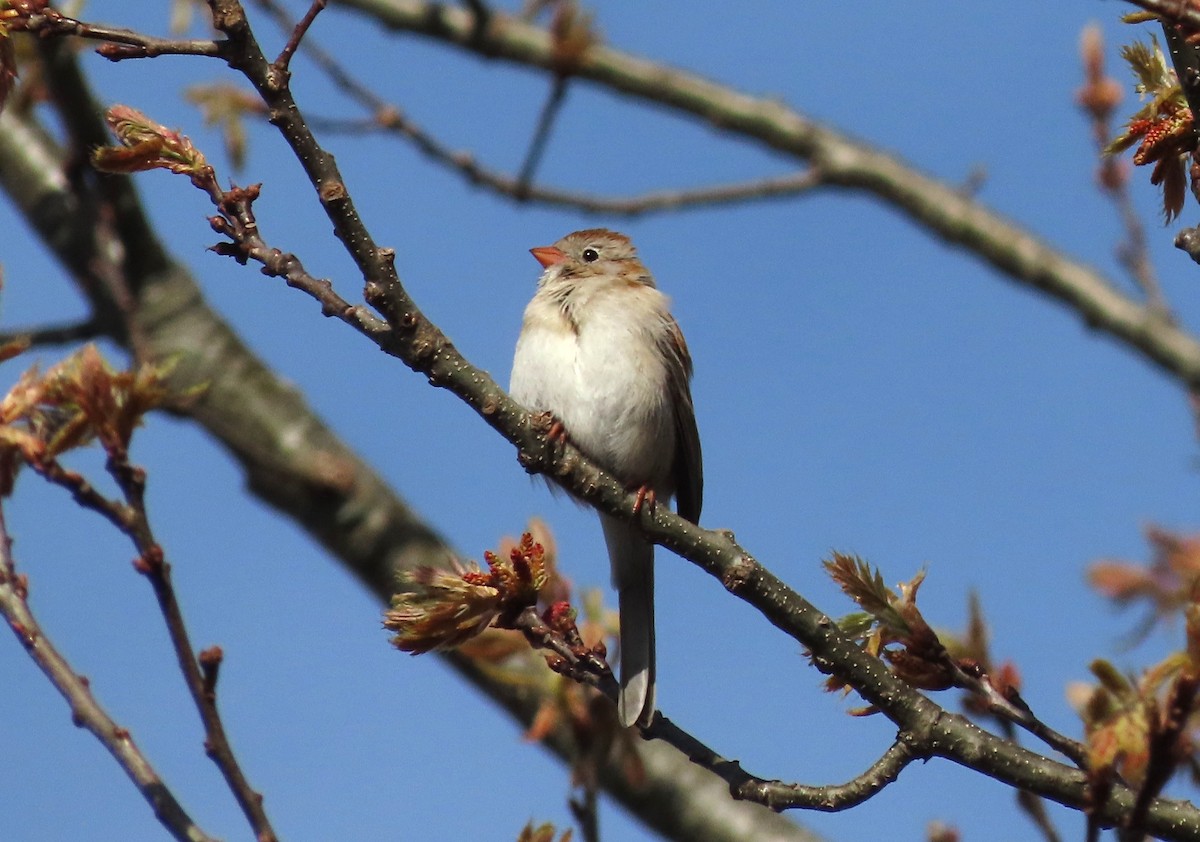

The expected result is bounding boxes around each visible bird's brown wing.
[662,317,703,524]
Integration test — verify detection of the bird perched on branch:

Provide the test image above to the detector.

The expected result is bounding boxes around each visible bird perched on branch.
[511,228,703,728]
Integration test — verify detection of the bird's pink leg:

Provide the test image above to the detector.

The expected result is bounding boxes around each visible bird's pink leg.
[631,485,657,517]
[546,417,568,447]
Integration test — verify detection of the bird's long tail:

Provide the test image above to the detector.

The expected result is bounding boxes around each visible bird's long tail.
[601,513,656,728]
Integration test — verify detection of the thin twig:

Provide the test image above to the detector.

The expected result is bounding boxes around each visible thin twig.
[515,75,568,194]
[505,606,618,695]
[569,785,600,842]
[0,317,109,349]
[32,451,280,842]
[734,739,919,812]
[1079,22,1166,316]
[10,8,223,60]
[272,0,326,75]
[0,503,219,842]
[253,0,825,215]
[952,659,1087,767]
[316,107,827,213]
[109,452,280,842]
[339,0,1200,388]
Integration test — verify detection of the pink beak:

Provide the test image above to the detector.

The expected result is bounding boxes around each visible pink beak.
[530,246,567,268]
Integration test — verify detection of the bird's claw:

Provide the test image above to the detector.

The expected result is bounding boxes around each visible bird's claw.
[632,485,657,517]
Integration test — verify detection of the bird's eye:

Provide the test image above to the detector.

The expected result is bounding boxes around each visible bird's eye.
[581,247,600,263]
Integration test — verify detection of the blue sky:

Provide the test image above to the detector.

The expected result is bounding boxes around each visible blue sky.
[2,3,1198,841]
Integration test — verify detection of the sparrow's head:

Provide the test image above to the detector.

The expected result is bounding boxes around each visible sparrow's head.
[530,229,652,286]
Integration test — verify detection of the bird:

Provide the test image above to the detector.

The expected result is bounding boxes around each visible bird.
[510,228,703,728]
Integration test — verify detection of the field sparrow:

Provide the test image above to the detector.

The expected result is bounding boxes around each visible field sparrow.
[510,229,703,728]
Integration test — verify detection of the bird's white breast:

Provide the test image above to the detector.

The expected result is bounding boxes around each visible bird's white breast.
[511,283,677,489]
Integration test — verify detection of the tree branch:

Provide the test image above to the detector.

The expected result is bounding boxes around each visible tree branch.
[1127,1,1200,42]
[31,453,279,842]
[170,2,1200,834]
[258,0,826,213]
[10,1,1200,836]
[336,0,1200,389]
[0,504,219,842]
[0,54,810,842]
[11,7,224,59]
[0,316,109,348]
[30,1,1179,833]
[736,740,918,812]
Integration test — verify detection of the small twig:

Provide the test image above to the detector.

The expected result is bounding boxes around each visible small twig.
[733,739,919,812]
[953,660,1087,767]
[0,504,219,842]
[272,0,326,76]
[1128,674,1200,834]
[569,785,600,842]
[500,605,919,814]
[107,451,279,842]
[1077,24,1169,316]
[345,104,829,213]
[202,178,380,330]
[505,606,617,696]
[9,8,223,60]
[252,0,825,215]
[32,450,279,842]
[30,458,136,533]
[1018,789,1063,842]
[515,75,569,194]
[0,316,109,349]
